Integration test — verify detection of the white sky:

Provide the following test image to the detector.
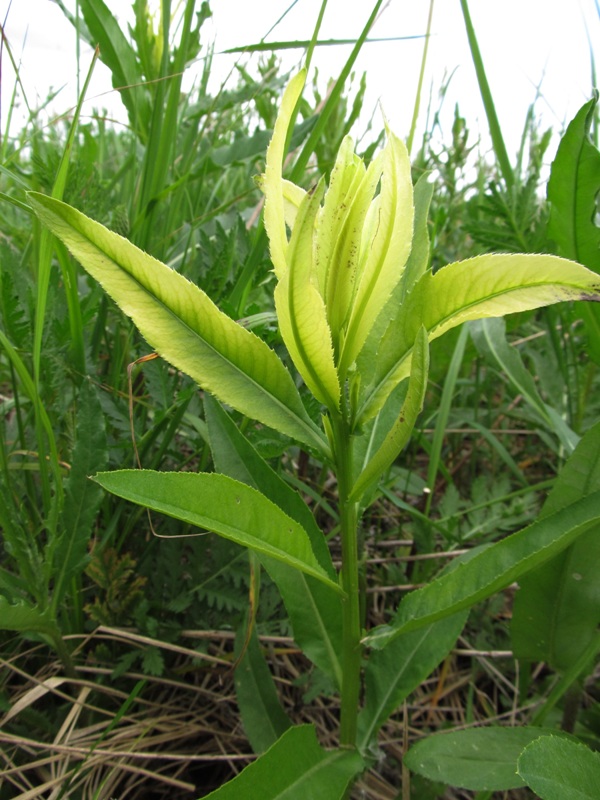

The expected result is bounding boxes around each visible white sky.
[1,0,598,162]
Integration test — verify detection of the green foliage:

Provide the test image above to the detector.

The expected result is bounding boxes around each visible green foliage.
[2,1,600,796]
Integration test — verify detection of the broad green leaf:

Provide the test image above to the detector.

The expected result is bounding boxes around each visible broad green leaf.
[274,180,340,411]
[365,490,600,649]
[359,254,600,424]
[357,611,466,753]
[340,125,414,373]
[263,70,306,280]
[203,395,343,687]
[235,628,292,754]
[92,470,342,595]
[547,95,600,272]
[518,735,600,800]
[511,420,600,671]
[349,326,428,503]
[27,192,326,454]
[470,317,579,453]
[202,725,364,799]
[405,727,562,791]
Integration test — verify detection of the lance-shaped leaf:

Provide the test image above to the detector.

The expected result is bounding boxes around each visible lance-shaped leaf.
[365,490,600,650]
[547,95,600,272]
[340,125,414,374]
[315,135,366,299]
[511,420,600,671]
[274,180,340,411]
[203,395,343,686]
[547,94,600,364]
[262,70,306,280]
[93,470,343,594]
[357,611,466,754]
[202,725,364,799]
[359,254,600,424]
[349,326,428,503]
[28,192,326,453]
[325,150,383,345]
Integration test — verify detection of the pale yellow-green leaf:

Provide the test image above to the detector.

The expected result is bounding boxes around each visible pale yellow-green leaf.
[281,178,307,229]
[275,181,340,411]
[359,254,600,424]
[262,70,306,280]
[325,150,384,346]
[28,192,326,452]
[314,135,365,298]
[341,126,414,374]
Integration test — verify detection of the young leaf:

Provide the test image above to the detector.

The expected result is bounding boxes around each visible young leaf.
[203,395,343,687]
[235,628,292,754]
[359,254,600,424]
[349,325,428,503]
[357,611,466,753]
[340,125,414,373]
[274,180,340,411]
[262,70,306,281]
[517,735,600,800]
[27,192,326,454]
[365,490,600,649]
[92,470,343,594]
[405,727,563,791]
[202,724,364,799]
[511,420,600,671]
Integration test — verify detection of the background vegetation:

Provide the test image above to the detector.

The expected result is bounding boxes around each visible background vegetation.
[1,1,599,797]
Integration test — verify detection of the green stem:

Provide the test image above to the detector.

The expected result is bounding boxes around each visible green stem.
[331,414,362,747]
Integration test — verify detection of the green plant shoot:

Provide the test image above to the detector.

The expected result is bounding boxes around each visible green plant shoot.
[27,69,600,797]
